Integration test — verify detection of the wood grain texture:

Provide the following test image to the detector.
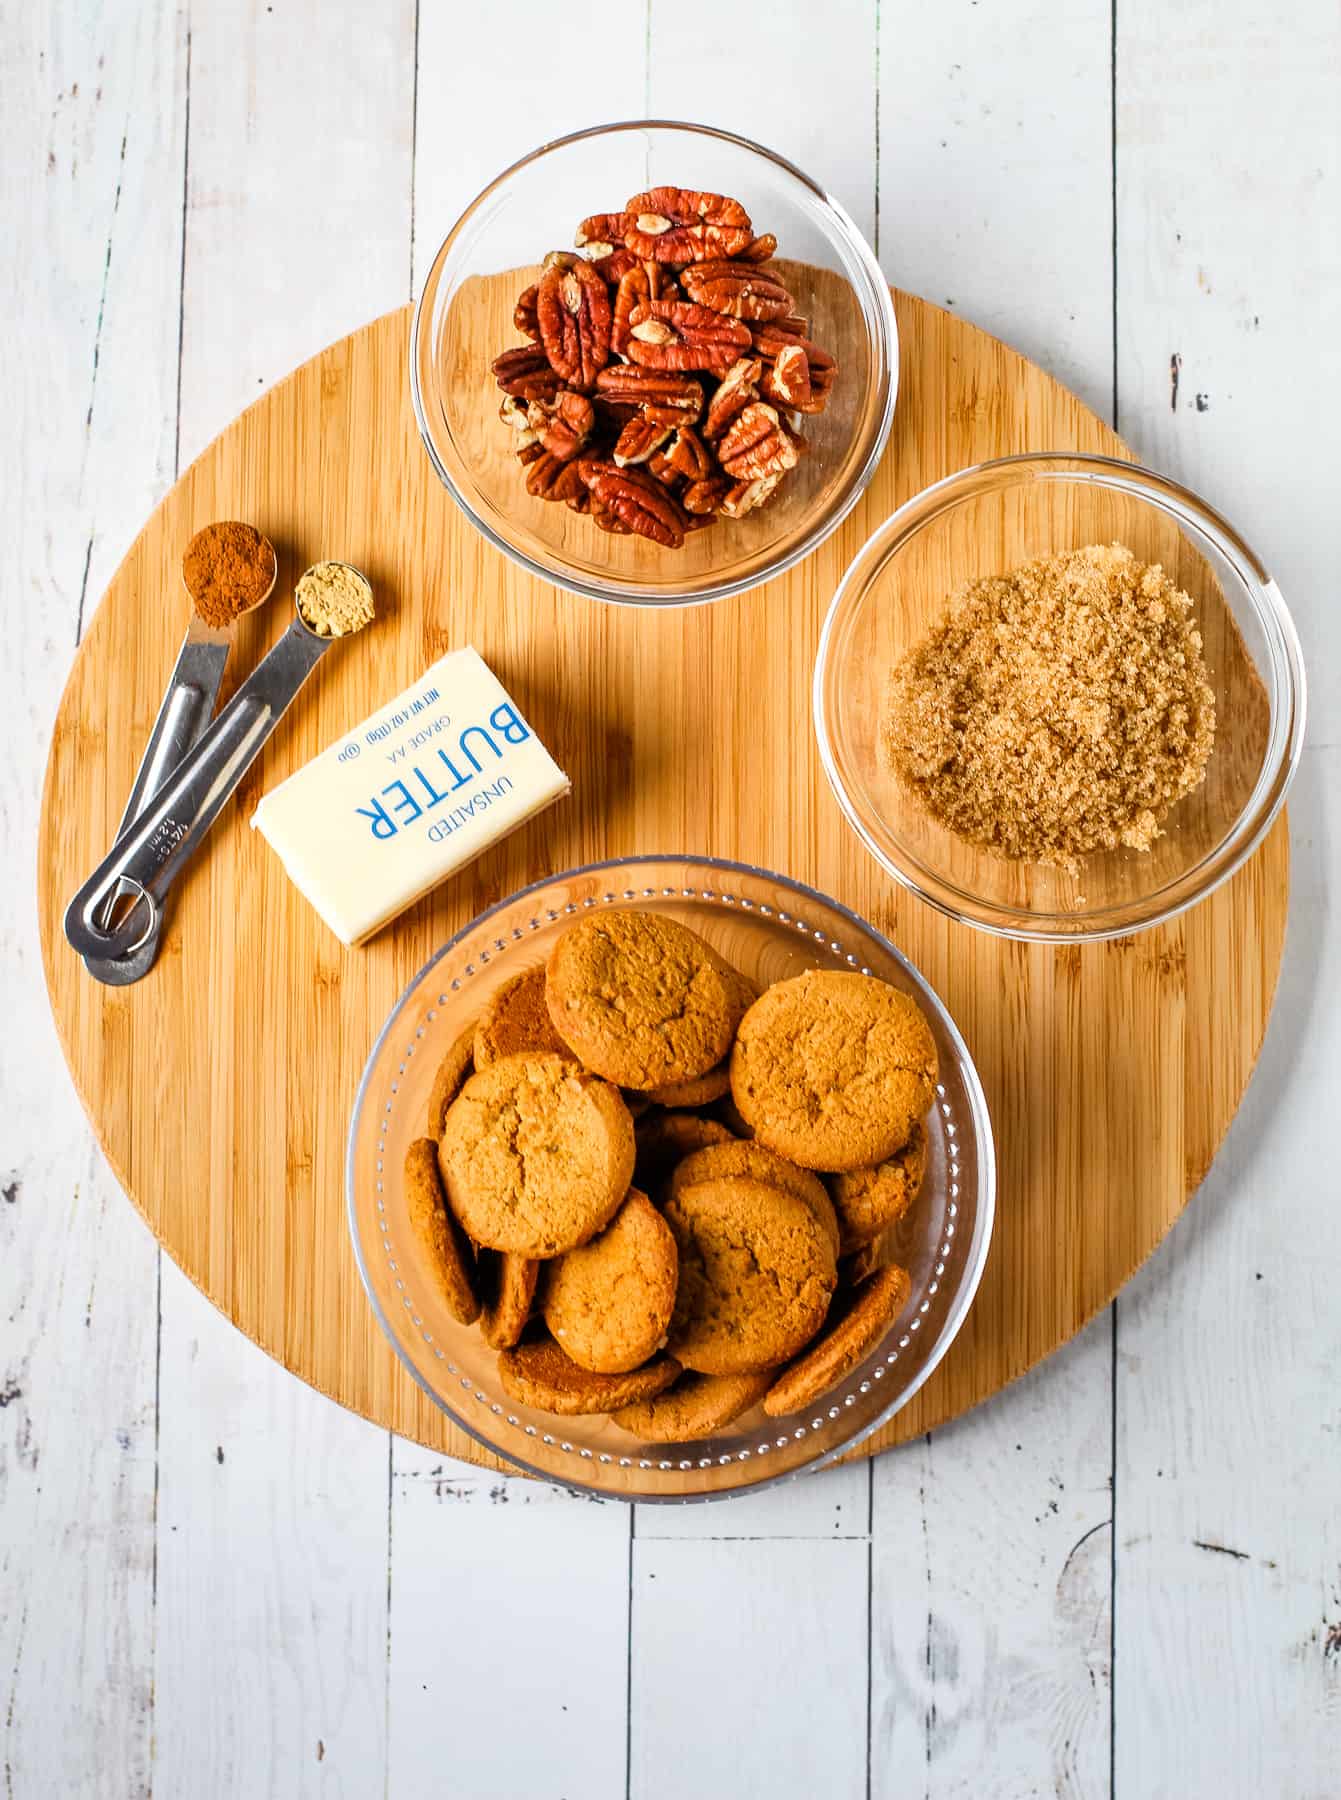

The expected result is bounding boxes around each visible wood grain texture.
[35,288,1288,1476]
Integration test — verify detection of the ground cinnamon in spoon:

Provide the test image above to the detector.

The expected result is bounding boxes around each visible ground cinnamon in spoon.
[181,521,277,627]
[880,543,1216,873]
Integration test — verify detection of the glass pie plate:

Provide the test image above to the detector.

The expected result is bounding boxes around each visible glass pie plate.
[347,856,995,1502]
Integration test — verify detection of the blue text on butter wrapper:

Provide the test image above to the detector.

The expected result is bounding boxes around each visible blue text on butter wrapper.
[356,703,532,840]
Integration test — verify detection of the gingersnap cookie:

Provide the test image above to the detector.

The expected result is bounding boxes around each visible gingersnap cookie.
[730,971,938,1172]
[763,1264,911,1416]
[478,1250,540,1349]
[611,1370,772,1442]
[667,1140,840,1258]
[474,966,574,1067]
[664,1176,837,1375]
[438,1052,635,1256]
[426,1023,476,1137]
[403,1137,481,1325]
[828,1121,929,1253]
[545,910,748,1088]
[642,1062,732,1108]
[633,1111,734,1190]
[497,1338,681,1416]
[542,1189,678,1372]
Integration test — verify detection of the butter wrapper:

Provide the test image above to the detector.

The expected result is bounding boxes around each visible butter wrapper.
[251,647,569,944]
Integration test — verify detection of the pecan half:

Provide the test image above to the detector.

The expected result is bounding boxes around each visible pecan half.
[623,187,754,263]
[525,449,572,499]
[759,341,811,409]
[537,389,595,461]
[717,402,801,480]
[514,284,541,342]
[613,414,673,467]
[682,473,732,515]
[611,264,652,355]
[536,259,612,391]
[552,459,590,509]
[515,440,546,468]
[589,245,640,285]
[719,473,782,517]
[575,212,634,255]
[579,460,688,548]
[751,317,809,352]
[645,449,685,489]
[752,327,836,413]
[595,365,704,425]
[702,355,762,439]
[589,496,633,535]
[680,260,794,321]
[737,233,778,264]
[492,344,562,401]
[627,300,751,376]
[664,425,712,481]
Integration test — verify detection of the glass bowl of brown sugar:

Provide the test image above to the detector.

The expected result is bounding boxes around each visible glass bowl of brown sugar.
[814,454,1306,942]
[410,120,897,607]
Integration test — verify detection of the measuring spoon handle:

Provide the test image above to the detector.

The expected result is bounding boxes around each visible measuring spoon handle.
[82,622,232,985]
[64,619,333,962]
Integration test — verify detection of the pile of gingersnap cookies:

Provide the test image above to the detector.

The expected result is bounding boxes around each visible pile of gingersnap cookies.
[402,909,938,1443]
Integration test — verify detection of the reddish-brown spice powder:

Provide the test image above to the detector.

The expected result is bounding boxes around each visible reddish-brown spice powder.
[181,521,276,628]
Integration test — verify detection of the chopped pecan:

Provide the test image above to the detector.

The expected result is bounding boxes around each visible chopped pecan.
[702,355,762,439]
[579,460,688,548]
[515,441,546,468]
[680,260,794,321]
[664,425,712,481]
[499,394,539,449]
[717,402,801,480]
[536,259,612,391]
[627,300,751,375]
[682,473,732,515]
[537,389,595,461]
[492,344,562,401]
[623,187,754,263]
[737,233,778,264]
[759,341,811,409]
[645,450,685,489]
[613,414,673,466]
[719,473,782,517]
[595,365,704,425]
[514,284,541,341]
[575,212,634,256]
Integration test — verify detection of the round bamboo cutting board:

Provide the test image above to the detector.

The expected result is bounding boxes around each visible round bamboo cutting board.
[38,292,1288,1473]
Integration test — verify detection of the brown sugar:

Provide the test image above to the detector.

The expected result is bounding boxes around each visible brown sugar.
[879,543,1216,872]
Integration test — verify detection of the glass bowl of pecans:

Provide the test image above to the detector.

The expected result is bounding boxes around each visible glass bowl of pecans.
[814,454,1307,941]
[411,121,897,606]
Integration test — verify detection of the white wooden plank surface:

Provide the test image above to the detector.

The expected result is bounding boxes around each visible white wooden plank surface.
[870,1314,1112,1797]
[4,1,1340,1794]
[389,1441,631,1800]
[1113,6,1341,1791]
[149,5,412,1792]
[1,3,184,1795]
[630,1537,870,1799]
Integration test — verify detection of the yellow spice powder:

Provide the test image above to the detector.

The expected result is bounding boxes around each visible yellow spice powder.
[879,543,1216,873]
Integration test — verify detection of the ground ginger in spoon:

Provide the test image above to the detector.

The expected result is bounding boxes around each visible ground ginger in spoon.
[879,543,1216,873]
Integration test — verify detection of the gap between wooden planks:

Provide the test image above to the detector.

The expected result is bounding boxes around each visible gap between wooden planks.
[36,289,1288,1476]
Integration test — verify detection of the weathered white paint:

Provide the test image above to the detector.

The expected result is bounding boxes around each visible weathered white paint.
[5,1,1339,1794]
[630,1537,870,1799]
[389,1441,632,1800]
[1113,12,1341,1791]
[870,1314,1113,1798]
[1,3,184,1795]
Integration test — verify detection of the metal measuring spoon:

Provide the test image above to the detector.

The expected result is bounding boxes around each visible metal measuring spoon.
[81,532,279,985]
[64,563,373,972]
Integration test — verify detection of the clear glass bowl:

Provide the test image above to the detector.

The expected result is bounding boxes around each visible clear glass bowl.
[814,454,1307,942]
[411,120,897,608]
[346,857,994,1502]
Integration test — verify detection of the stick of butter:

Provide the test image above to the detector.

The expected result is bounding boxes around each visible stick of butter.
[251,647,569,944]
